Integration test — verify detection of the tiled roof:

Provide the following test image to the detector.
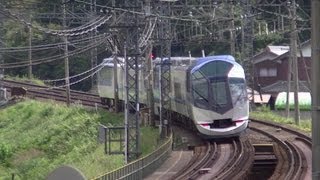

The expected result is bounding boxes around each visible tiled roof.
[261,81,311,93]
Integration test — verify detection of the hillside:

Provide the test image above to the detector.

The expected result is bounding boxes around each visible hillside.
[0,99,159,179]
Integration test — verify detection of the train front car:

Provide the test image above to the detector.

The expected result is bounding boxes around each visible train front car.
[190,55,249,138]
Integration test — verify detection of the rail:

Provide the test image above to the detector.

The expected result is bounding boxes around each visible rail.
[92,134,172,180]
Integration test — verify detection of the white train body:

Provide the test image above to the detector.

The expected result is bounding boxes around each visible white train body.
[98,55,249,138]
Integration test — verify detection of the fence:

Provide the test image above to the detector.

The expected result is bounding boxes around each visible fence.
[92,134,172,180]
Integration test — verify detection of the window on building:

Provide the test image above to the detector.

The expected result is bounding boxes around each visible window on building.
[259,68,277,77]
[259,68,268,77]
[269,68,277,77]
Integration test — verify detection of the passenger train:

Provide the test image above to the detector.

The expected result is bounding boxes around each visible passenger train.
[97,55,249,138]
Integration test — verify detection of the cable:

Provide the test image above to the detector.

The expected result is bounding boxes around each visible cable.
[75,0,204,23]
[0,3,113,37]
[0,33,107,52]
[43,62,104,83]
[0,34,111,68]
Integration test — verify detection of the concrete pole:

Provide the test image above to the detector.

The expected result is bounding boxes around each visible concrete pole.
[286,3,294,119]
[113,46,119,112]
[230,3,235,56]
[291,0,300,125]
[63,1,70,106]
[28,26,32,79]
[311,0,320,178]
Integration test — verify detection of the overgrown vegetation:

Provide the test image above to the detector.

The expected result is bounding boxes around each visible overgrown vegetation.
[5,76,46,86]
[0,99,159,179]
[250,106,311,133]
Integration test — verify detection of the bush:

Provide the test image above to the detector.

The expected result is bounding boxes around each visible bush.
[0,143,12,164]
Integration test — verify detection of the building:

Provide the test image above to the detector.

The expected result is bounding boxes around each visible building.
[252,41,311,97]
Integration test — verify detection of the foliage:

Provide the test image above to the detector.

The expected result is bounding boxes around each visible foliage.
[0,99,159,179]
[0,143,12,165]
[250,107,311,132]
[253,33,287,52]
[5,76,46,86]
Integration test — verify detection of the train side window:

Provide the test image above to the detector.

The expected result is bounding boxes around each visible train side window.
[99,67,113,86]
[154,67,160,89]
[174,82,183,100]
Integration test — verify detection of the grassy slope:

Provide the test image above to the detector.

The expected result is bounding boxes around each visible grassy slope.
[250,107,311,133]
[0,99,159,179]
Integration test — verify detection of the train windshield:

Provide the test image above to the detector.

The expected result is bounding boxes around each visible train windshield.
[211,79,228,107]
[192,70,210,109]
[229,78,247,105]
[191,60,234,113]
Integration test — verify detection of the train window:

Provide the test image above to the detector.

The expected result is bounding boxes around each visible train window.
[229,78,247,105]
[154,67,160,89]
[211,81,228,106]
[192,79,209,109]
[200,61,233,77]
[174,82,183,100]
[99,67,113,86]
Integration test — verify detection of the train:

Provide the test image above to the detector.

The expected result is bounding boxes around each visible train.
[97,55,249,138]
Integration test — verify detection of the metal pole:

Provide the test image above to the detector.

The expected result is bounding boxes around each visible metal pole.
[63,1,70,106]
[311,0,320,178]
[291,0,300,125]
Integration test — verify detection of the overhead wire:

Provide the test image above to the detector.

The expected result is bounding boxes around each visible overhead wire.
[0,34,111,68]
[0,3,113,37]
[0,33,108,52]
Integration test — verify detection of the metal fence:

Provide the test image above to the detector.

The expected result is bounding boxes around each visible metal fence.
[92,135,172,180]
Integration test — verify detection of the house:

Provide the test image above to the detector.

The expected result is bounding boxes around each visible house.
[252,41,311,97]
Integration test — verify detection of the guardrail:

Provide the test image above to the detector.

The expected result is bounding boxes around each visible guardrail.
[92,134,173,180]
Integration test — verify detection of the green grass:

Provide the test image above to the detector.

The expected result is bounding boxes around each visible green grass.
[250,106,311,132]
[5,76,46,86]
[0,99,159,179]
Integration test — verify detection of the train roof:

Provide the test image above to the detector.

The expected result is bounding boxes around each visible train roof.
[195,55,235,65]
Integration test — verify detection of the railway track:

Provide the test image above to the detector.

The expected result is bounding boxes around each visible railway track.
[2,79,105,108]
[170,137,254,180]
[249,119,312,180]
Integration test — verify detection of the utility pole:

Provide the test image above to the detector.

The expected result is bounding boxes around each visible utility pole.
[124,0,141,163]
[113,46,119,112]
[241,0,254,109]
[28,25,32,79]
[90,0,97,90]
[159,0,172,138]
[311,0,320,178]
[63,1,71,106]
[229,1,235,56]
[286,1,295,119]
[290,0,300,124]
[0,14,4,102]
[145,0,155,127]
[111,0,119,113]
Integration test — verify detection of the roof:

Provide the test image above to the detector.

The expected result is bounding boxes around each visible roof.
[252,45,289,64]
[261,81,311,93]
[266,45,289,55]
[271,40,311,62]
